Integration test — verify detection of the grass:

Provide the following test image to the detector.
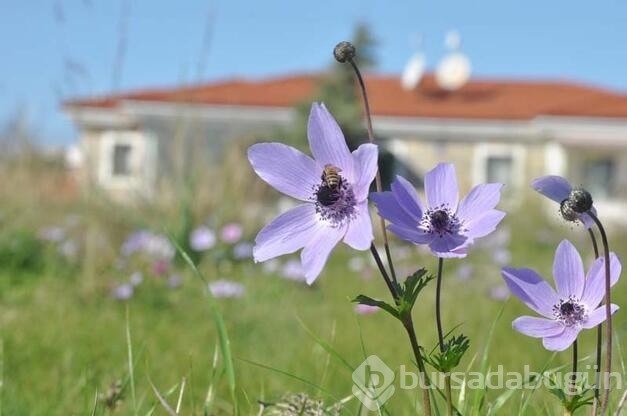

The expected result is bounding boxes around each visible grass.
[1,155,627,415]
[2,237,626,415]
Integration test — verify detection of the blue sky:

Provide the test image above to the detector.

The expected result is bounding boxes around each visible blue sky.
[2,0,627,146]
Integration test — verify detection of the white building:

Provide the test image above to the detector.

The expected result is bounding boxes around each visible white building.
[64,73,627,222]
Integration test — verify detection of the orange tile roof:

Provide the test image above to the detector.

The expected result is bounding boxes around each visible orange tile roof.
[64,73,627,120]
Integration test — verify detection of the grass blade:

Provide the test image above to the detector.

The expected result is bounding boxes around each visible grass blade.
[471,304,505,416]
[90,389,98,416]
[204,344,221,414]
[0,338,3,416]
[148,377,178,416]
[175,377,186,414]
[171,236,238,415]
[297,317,355,373]
[126,305,138,415]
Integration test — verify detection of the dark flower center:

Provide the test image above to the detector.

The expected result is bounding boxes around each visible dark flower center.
[316,185,341,207]
[420,204,463,237]
[431,210,449,229]
[553,296,587,327]
[311,168,356,226]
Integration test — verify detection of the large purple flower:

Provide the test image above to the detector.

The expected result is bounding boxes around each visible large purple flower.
[531,175,596,228]
[370,163,505,258]
[248,102,378,284]
[502,239,620,351]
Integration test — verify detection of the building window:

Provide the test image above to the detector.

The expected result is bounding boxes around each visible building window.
[486,155,513,186]
[473,144,525,200]
[581,158,615,199]
[98,131,145,188]
[112,144,132,176]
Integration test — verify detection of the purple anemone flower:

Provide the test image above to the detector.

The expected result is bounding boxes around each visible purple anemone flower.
[248,102,378,284]
[111,283,134,301]
[371,163,505,258]
[209,279,245,299]
[502,239,620,351]
[190,226,216,251]
[531,175,596,228]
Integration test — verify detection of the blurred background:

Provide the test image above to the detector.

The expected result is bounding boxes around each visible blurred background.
[2,1,627,414]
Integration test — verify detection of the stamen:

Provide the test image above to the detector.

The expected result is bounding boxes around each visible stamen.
[553,296,587,327]
[311,171,356,227]
[420,204,464,236]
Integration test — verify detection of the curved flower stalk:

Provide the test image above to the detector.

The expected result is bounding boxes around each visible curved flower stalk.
[531,175,596,228]
[248,102,378,284]
[502,239,620,351]
[371,163,505,257]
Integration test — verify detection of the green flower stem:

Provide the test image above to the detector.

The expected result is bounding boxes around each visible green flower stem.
[369,244,398,300]
[403,316,433,416]
[445,376,453,416]
[435,257,453,416]
[370,245,432,416]
[435,258,446,351]
[571,340,578,396]
[587,227,601,416]
[587,211,612,416]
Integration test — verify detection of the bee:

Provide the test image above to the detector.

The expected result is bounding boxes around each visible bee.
[317,164,343,207]
[321,164,342,189]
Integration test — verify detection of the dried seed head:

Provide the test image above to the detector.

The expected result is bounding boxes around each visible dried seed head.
[568,187,593,213]
[559,199,579,223]
[333,41,356,63]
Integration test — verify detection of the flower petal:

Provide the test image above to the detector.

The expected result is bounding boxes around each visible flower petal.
[370,191,417,229]
[307,103,353,179]
[301,224,346,284]
[248,143,319,201]
[253,204,320,262]
[425,163,459,209]
[456,183,504,223]
[512,316,564,338]
[429,234,468,258]
[581,304,619,329]
[502,267,559,318]
[390,175,424,222]
[578,208,596,229]
[388,223,431,245]
[553,240,585,299]
[581,253,622,307]
[531,175,571,203]
[542,326,579,351]
[351,144,378,201]
[464,210,506,240]
[343,202,374,250]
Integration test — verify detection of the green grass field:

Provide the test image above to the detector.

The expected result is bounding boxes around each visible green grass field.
[1,162,626,415]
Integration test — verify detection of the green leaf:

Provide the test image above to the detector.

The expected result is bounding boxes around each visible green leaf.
[426,334,471,373]
[352,295,400,320]
[397,269,434,317]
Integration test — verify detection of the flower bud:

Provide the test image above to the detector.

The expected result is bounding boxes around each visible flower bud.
[333,41,355,63]
[568,187,593,213]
